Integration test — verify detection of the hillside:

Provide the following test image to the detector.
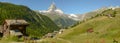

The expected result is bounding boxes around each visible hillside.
[0,2,60,37]
[40,8,120,43]
[44,14,76,28]
[82,7,118,20]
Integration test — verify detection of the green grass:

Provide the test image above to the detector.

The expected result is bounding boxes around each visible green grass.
[40,13,120,43]
[39,38,68,43]
[0,36,21,43]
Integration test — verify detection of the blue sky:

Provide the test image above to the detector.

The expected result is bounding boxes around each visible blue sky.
[0,0,120,14]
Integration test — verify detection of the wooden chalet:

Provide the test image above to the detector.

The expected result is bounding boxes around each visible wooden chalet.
[0,19,29,37]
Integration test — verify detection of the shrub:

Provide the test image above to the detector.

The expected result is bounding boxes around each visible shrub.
[1,36,19,42]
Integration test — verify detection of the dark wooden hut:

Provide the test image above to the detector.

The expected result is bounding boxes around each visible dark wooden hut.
[1,19,29,37]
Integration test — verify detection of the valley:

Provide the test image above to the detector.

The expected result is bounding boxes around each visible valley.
[0,0,120,43]
[39,8,120,43]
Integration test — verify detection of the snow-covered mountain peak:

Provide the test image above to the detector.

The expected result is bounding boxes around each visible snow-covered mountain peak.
[69,14,78,18]
[48,2,57,11]
[39,2,64,14]
[68,14,80,21]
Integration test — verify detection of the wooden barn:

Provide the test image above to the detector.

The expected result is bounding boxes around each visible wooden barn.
[0,19,29,38]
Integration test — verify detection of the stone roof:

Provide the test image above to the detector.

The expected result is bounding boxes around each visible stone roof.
[5,19,29,25]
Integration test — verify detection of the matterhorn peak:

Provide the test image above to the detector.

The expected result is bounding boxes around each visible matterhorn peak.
[47,2,63,14]
[48,2,57,10]
[39,1,64,14]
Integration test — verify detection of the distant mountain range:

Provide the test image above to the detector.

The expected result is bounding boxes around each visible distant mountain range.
[38,2,120,28]
[38,2,78,28]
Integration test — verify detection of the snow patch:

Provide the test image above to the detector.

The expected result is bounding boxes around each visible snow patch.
[68,14,80,21]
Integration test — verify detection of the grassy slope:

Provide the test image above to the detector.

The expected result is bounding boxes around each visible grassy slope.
[40,9,120,43]
[58,15,120,43]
